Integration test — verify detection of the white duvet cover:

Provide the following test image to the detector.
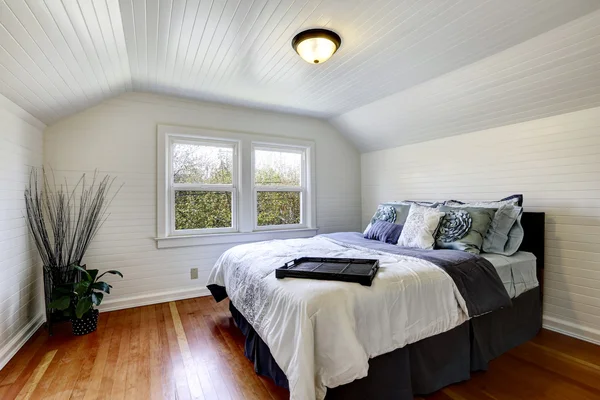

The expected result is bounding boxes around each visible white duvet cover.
[206,236,469,400]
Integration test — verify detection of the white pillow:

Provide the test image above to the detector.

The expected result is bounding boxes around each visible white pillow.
[398,204,445,249]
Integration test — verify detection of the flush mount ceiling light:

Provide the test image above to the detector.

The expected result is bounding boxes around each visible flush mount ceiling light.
[292,29,341,64]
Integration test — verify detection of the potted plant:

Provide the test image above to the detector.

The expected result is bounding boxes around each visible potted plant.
[49,266,123,335]
[24,168,121,334]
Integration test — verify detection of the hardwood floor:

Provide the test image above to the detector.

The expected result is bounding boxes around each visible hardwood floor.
[1,297,600,400]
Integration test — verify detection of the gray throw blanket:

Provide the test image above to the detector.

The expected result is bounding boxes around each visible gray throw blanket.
[322,232,512,317]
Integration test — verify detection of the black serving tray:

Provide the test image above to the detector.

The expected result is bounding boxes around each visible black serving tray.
[275,257,379,286]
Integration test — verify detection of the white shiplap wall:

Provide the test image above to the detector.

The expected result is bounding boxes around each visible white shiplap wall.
[0,95,45,369]
[361,106,600,344]
[43,92,361,310]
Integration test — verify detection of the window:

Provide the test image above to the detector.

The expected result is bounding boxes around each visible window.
[170,140,237,234]
[253,146,305,229]
[157,125,316,247]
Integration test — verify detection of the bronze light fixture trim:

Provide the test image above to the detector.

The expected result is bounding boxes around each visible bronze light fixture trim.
[292,29,342,64]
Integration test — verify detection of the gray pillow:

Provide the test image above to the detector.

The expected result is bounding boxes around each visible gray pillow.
[444,197,524,254]
[505,215,524,256]
[482,205,523,255]
[364,202,411,234]
[380,202,412,225]
[436,206,495,254]
[399,200,440,208]
[445,194,523,207]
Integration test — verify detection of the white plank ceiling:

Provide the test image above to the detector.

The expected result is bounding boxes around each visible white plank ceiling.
[1,0,600,142]
[331,7,600,151]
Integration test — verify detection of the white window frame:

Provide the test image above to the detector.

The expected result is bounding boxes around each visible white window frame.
[156,125,317,248]
[252,143,307,231]
[169,137,239,236]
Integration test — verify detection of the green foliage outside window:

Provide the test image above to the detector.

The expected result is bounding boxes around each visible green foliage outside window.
[175,191,232,230]
[257,191,300,226]
[172,144,302,230]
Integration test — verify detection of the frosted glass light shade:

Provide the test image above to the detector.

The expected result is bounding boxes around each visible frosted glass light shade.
[292,29,341,64]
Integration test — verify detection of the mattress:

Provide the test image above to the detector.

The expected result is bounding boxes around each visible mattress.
[481,251,538,298]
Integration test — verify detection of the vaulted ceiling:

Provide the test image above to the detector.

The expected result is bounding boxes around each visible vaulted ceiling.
[331,7,600,151]
[1,0,600,150]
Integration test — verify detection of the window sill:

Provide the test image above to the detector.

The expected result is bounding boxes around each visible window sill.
[155,228,319,249]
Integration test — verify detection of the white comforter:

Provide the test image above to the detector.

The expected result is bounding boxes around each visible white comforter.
[207,236,469,400]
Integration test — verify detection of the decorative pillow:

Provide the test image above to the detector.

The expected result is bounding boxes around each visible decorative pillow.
[397,204,445,250]
[437,209,472,243]
[364,203,410,234]
[370,205,397,225]
[364,220,404,244]
[380,202,412,224]
[445,197,524,254]
[482,204,524,255]
[436,206,495,254]
[445,194,523,208]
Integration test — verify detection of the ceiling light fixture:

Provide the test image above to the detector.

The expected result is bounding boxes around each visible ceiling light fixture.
[292,29,341,64]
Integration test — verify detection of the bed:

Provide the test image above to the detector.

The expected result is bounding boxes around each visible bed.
[207,212,545,400]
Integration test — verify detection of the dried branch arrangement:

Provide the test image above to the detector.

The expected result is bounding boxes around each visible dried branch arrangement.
[24,168,121,279]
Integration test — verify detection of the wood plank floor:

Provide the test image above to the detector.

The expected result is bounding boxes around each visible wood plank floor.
[2,296,600,400]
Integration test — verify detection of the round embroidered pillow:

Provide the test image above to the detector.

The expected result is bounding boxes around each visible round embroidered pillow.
[370,205,397,225]
[437,209,472,243]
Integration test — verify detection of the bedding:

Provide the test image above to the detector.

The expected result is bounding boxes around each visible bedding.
[400,200,440,207]
[363,219,403,244]
[444,194,523,207]
[435,206,495,254]
[363,204,400,234]
[206,233,510,400]
[329,232,512,316]
[444,198,525,255]
[363,201,436,234]
[503,211,525,255]
[482,204,523,255]
[229,287,542,399]
[482,251,538,298]
[369,204,397,225]
[363,202,411,234]
[397,204,445,249]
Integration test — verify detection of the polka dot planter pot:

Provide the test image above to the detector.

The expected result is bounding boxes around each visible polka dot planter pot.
[71,309,99,336]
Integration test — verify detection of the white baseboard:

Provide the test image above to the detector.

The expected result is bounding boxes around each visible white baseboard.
[0,314,45,371]
[543,315,600,346]
[98,286,211,312]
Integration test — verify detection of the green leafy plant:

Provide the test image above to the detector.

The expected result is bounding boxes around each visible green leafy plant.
[49,266,123,319]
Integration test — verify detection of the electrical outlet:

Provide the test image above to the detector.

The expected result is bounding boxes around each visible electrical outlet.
[190,268,198,280]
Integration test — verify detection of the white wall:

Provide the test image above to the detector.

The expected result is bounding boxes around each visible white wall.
[44,92,361,310]
[361,106,600,344]
[0,95,46,369]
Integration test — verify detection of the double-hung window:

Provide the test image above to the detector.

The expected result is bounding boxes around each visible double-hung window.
[170,139,238,234]
[157,125,316,248]
[253,145,306,230]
